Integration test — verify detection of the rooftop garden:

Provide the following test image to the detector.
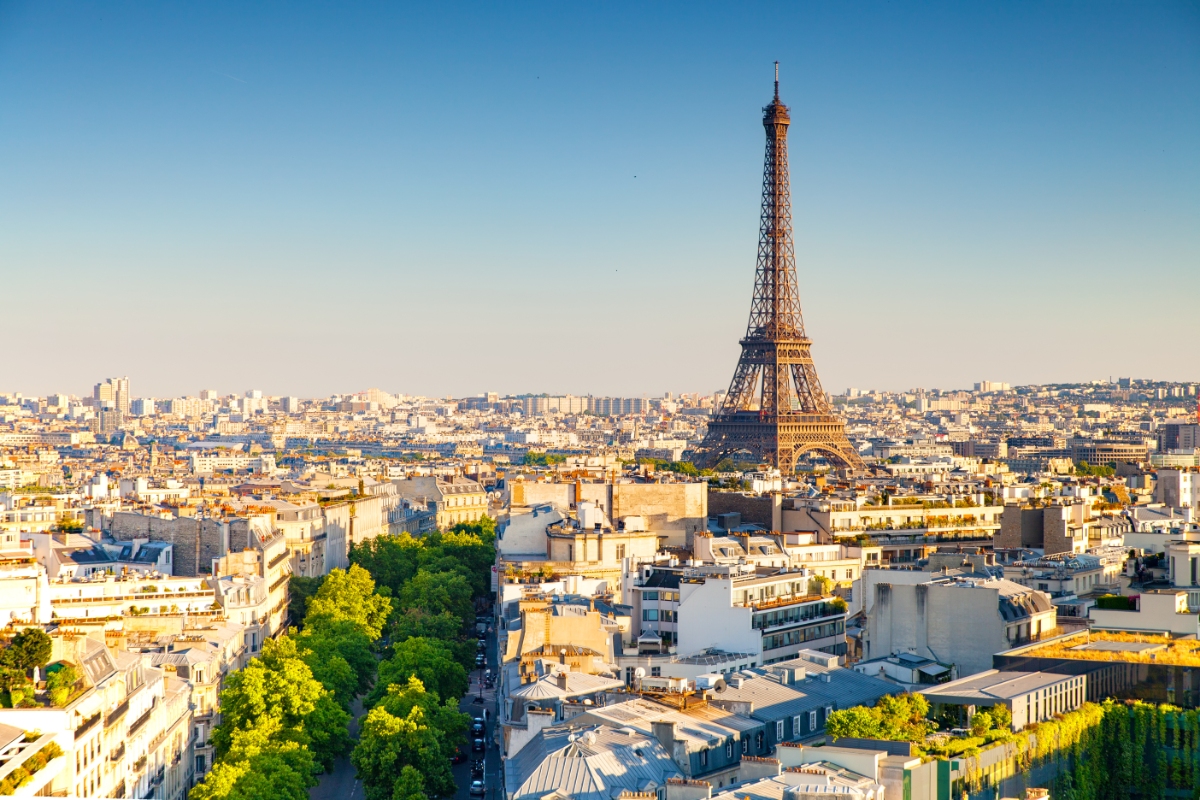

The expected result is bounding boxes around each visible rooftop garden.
[0,630,82,708]
[1022,631,1200,667]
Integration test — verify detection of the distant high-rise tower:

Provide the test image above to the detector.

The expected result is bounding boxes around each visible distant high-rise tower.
[94,376,131,415]
[696,66,864,472]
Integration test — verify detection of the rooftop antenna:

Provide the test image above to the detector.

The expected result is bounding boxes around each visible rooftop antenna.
[774,61,779,101]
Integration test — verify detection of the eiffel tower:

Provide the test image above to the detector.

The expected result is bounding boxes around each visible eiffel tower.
[696,65,865,473]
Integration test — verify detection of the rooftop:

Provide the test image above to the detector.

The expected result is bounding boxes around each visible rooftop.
[1021,631,1200,667]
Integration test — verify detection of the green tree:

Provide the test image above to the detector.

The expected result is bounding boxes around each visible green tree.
[990,703,1012,731]
[299,618,378,699]
[369,638,468,708]
[971,711,994,737]
[6,629,51,672]
[306,565,392,640]
[390,609,475,668]
[351,677,466,800]
[212,636,349,772]
[390,765,430,800]
[351,535,427,597]
[397,570,474,632]
[825,706,883,741]
[189,718,316,800]
[288,576,325,629]
[47,664,80,707]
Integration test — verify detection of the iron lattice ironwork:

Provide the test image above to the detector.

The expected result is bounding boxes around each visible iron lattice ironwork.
[696,68,865,473]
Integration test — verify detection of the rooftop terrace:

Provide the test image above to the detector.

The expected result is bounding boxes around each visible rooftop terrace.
[1021,631,1200,667]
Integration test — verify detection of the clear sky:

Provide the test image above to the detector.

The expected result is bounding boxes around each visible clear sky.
[1,2,1197,400]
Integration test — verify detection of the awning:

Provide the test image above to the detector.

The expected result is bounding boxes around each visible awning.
[919,664,950,677]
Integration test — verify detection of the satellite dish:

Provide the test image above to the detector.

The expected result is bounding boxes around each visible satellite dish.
[634,667,646,679]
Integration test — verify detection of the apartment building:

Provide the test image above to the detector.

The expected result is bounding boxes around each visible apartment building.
[0,632,193,800]
[863,574,1059,677]
[997,502,1130,555]
[394,475,488,528]
[627,563,847,664]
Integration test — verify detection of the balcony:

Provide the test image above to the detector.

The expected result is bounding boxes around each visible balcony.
[129,706,153,736]
[106,698,130,728]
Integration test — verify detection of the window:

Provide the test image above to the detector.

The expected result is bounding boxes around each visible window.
[792,715,802,737]
[651,667,661,677]
[755,731,764,750]
[644,591,659,600]
[776,720,784,739]
[825,705,834,720]
[809,710,817,730]
[642,609,658,621]
[700,749,708,768]
[741,738,748,754]
[195,755,206,773]
[725,740,733,758]
[615,544,626,560]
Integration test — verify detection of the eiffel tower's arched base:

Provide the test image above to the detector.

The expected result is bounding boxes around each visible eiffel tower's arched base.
[695,413,866,473]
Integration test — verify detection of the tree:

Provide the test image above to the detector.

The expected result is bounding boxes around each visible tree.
[390,765,430,800]
[397,570,473,632]
[825,706,883,741]
[826,694,932,743]
[971,711,994,737]
[288,576,325,629]
[6,629,51,672]
[990,703,1012,731]
[190,718,316,800]
[351,535,427,597]
[369,638,468,708]
[390,610,475,668]
[306,565,392,640]
[351,678,466,800]
[47,664,80,707]
[212,636,349,771]
[299,618,378,699]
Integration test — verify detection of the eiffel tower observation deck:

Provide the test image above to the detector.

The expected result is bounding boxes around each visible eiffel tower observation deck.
[695,65,865,473]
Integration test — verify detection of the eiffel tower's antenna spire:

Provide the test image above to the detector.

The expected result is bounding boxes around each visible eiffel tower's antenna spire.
[774,61,779,102]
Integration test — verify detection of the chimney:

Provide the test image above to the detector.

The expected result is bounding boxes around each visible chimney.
[652,720,678,752]
[557,671,569,691]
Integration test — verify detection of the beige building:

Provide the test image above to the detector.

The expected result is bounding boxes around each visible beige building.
[998,502,1130,555]
[394,475,488,529]
[510,479,708,547]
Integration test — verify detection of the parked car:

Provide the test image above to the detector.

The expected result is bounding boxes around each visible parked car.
[470,780,486,796]
[451,746,467,764]
[471,760,485,778]
[475,654,486,668]
[472,737,485,753]
[471,720,485,737]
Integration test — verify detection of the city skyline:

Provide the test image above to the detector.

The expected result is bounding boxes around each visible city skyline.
[2,2,1197,398]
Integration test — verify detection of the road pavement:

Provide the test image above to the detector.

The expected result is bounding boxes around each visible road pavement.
[310,698,365,800]
[311,622,499,800]
[454,622,501,800]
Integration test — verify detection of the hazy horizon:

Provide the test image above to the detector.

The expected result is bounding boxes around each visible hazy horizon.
[2,2,1197,399]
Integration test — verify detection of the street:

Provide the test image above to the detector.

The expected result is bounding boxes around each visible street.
[453,621,500,800]
[310,623,498,800]
[310,698,365,800]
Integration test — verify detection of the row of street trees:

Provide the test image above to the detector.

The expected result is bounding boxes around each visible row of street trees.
[189,564,389,800]
[349,519,497,800]
[188,517,495,800]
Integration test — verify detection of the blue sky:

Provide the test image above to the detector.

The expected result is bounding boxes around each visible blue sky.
[1,2,1196,399]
